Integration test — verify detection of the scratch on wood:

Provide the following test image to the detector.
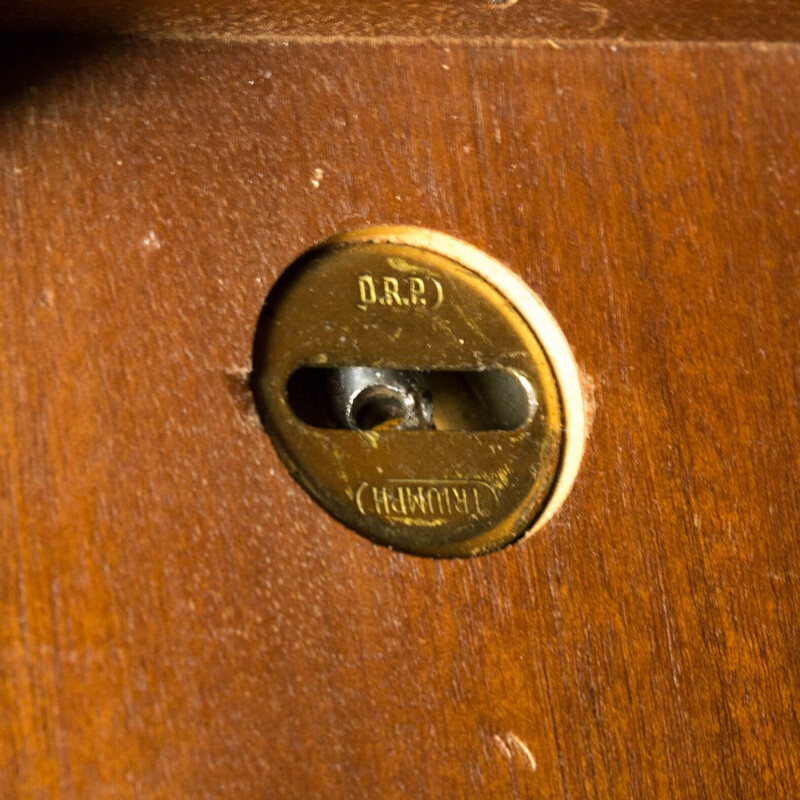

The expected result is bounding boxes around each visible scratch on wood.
[581,2,610,32]
[579,369,599,436]
[141,229,162,250]
[493,733,512,760]
[224,367,262,428]
[36,288,55,309]
[507,732,537,772]
[494,731,537,772]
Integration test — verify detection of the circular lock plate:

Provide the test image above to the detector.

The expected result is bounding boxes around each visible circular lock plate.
[252,227,583,557]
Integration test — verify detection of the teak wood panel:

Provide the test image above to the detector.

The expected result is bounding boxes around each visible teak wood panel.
[1,37,799,799]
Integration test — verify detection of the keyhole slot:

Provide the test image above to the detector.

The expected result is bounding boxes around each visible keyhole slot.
[285,366,536,431]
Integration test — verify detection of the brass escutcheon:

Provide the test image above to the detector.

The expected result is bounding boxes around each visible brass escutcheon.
[251,226,584,557]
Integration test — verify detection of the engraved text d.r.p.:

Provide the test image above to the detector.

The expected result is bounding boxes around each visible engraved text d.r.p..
[357,260,443,311]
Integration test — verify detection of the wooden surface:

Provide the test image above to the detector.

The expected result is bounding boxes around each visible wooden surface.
[1,31,799,800]
[1,0,800,41]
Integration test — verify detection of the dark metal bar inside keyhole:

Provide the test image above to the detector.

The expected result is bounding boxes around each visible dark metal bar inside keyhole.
[328,367,434,431]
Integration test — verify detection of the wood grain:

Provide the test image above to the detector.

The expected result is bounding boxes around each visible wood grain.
[1,34,799,799]
[1,0,799,42]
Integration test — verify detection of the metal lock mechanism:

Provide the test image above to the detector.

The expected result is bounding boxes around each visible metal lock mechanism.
[252,226,584,557]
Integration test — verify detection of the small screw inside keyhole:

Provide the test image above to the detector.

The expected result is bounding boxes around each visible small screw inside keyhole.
[332,367,434,431]
[351,385,414,431]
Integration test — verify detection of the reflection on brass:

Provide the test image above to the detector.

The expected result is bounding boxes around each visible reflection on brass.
[251,228,566,557]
